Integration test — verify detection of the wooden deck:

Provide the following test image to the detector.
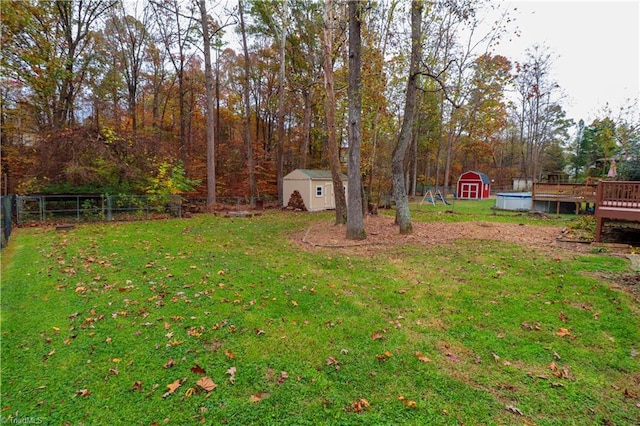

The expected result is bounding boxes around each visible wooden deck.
[532,183,597,214]
[595,181,640,242]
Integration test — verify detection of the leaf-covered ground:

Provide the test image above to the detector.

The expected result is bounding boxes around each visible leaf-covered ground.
[1,209,639,425]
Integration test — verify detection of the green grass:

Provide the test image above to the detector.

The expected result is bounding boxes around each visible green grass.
[2,201,639,425]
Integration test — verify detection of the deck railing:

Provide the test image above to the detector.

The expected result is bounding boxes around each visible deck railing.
[594,181,640,242]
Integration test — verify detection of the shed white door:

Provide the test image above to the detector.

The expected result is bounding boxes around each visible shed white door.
[461,183,479,199]
[325,183,333,208]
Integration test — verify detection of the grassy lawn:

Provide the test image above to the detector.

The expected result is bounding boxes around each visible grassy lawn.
[1,200,639,425]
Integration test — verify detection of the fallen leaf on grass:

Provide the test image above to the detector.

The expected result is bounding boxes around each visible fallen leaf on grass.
[162,379,184,398]
[226,367,236,384]
[559,311,569,322]
[505,404,523,415]
[196,377,216,392]
[556,327,571,337]
[397,396,417,408]
[163,359,175,369]
[250,392,270,403]
[74,389,91,397]
[191,365,206,375]
[277,371,289,385]
[224,349,235,359]
[371,331,384,340]
[550,361,571,379]
[43,349,56,362]
[445,352,460,362]
[376,351,393,362]
[131,381,143,391]
[187,327,202,338]
[326,357,340,370]
[521,321,541,331]
[348,398,370,413]
[415,351,431,363]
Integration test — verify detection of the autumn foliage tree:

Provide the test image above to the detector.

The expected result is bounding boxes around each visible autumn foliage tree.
[2,0,637,201]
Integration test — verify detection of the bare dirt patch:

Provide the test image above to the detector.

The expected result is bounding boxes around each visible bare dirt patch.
[298,214,569,254]
[294,214,640,259]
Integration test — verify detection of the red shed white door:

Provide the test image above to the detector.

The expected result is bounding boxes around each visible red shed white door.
[460,183,479,199]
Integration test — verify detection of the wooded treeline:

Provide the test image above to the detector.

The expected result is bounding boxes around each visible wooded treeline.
[2,0,639,204]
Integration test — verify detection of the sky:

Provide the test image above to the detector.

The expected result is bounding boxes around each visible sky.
[487,0,640,124]
[214,0,639,124]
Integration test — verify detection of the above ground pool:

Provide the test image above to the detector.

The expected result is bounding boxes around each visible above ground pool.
[495,192,532,211]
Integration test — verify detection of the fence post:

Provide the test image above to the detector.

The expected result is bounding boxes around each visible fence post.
[107,195,113,221]
[0,195,14,249]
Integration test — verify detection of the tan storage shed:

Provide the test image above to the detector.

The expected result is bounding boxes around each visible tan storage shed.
[282,169,348,211]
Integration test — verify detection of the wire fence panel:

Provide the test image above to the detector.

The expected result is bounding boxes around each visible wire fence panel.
[16,194,182,225]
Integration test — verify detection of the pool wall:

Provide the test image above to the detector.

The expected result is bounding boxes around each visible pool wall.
[495,192,532,211]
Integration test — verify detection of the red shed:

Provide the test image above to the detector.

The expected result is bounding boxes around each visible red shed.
[457,171,491,199]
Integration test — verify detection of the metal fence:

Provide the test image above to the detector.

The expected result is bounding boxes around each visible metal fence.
[15,194,183,225]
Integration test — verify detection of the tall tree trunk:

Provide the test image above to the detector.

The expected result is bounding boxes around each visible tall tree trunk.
[199,0,216,205]
[322,0,347,224]
[276,1,288,205]
[299,88,311,169]
[391,0,422,234]
[238,0,257,205]
[410,131,418,196]
[346,0,365,240]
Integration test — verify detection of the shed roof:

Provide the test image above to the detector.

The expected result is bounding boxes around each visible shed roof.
[285,169,347,180]
[460,170,491,184]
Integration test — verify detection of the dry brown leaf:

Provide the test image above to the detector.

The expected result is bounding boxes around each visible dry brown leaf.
[131,381,143,391]
[371,331,383,340]
[162,379,183,398]
[415,351,431,363]
[556,327,571,337]
[326,357,339,366]
[74,389,91,397]
[191,365,206,375]
[163,359,176,369]
[226,366,237,384]
[505,404,524,415]
[277,371,289,385]
[349,398,370,413]
[559,311,569,322]
[196,376,216,392]
[224,349,236,359]
[446,352,460,362]
[250,392,270,403]
[376,351,393,362]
